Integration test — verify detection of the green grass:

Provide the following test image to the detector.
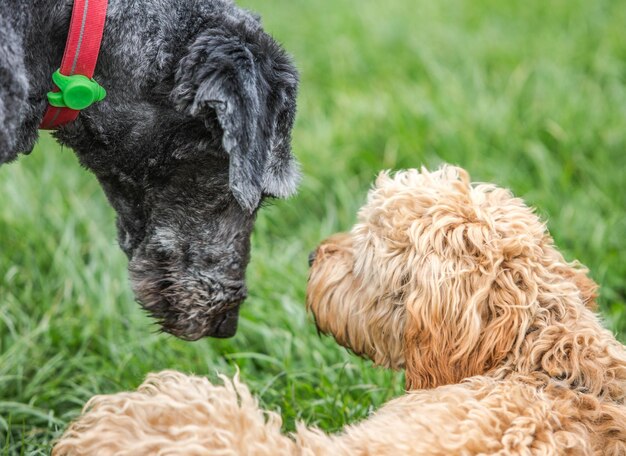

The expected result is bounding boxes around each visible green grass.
[2,0,626,452]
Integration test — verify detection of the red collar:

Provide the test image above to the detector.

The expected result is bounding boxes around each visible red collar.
[40,0,109,130]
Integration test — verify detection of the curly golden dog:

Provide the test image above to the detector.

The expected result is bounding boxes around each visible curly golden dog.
[54,166,626,455]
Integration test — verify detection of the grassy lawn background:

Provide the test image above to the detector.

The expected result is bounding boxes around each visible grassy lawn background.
[1,0,625,452]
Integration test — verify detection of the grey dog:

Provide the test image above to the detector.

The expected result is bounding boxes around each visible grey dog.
[0,0,299,340]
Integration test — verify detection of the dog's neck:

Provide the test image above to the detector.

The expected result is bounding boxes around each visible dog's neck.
[405,275,626,402]
[494,295,626,403]
[0,0,72,155]
[2,0,207,158]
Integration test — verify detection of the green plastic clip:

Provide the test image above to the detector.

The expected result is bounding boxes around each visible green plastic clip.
[47,70,107,110]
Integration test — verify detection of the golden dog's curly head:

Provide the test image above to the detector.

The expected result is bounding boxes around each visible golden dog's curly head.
[307,166,600,390]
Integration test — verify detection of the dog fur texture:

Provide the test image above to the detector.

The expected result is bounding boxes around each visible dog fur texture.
[53,166,626,455]
[0,0,299,340]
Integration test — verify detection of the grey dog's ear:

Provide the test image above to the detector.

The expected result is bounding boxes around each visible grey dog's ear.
[171,29,300,212]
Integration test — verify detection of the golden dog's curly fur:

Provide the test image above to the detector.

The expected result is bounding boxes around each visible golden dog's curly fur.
[54,166,626,455]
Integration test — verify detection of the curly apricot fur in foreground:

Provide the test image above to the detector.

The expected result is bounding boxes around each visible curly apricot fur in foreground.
[54,166,625,455]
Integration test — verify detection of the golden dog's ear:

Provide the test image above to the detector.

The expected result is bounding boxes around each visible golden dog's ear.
[403,247,539,390]
[401,180,543,390]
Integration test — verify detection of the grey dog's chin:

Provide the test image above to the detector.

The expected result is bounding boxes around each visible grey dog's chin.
[127,242,250,340]
[156,302,243,341]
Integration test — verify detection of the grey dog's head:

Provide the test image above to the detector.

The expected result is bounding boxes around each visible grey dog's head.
[58,4,299,340]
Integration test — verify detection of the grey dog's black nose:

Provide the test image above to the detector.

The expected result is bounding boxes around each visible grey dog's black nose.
[308,250,317,267]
